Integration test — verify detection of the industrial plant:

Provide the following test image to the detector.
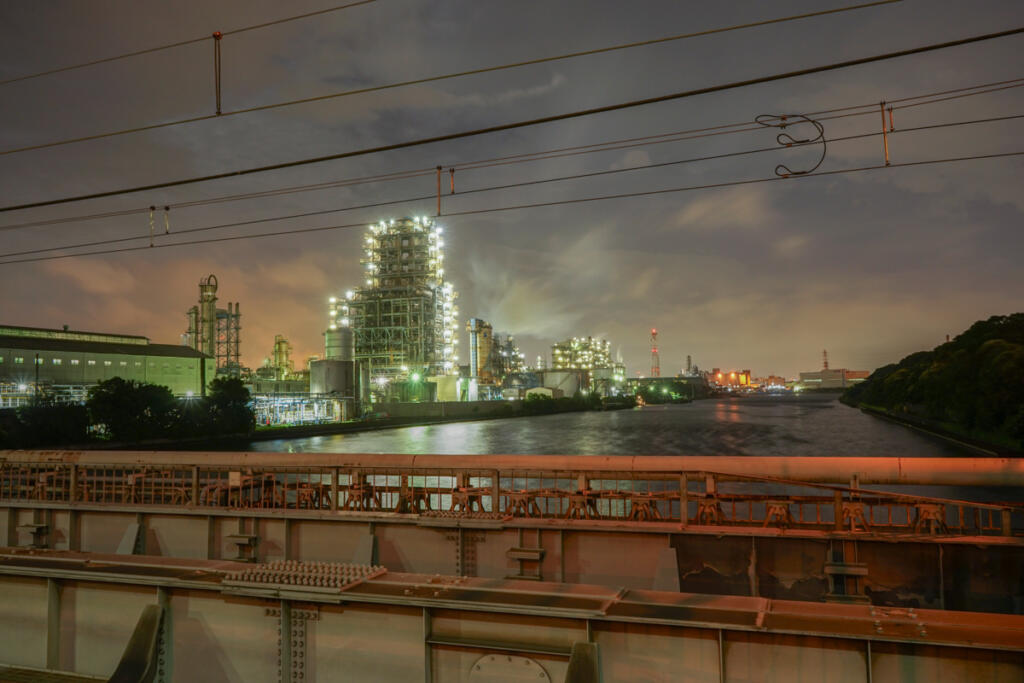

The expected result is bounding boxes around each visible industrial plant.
[0,215,827,420]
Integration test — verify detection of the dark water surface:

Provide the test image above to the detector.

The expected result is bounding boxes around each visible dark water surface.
[249,394,974,457]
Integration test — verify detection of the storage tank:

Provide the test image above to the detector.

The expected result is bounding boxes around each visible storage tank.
[310,359,354,397]
[324,326,354,361]
[542,370,580,396]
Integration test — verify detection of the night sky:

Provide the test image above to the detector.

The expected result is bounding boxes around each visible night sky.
[1,1,1021,378]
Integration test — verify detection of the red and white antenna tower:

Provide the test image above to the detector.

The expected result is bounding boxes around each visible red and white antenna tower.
[650,328,660,377]
[823,349,829,370]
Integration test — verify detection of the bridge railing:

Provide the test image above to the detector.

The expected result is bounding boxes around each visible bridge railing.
[0,460,1020,537]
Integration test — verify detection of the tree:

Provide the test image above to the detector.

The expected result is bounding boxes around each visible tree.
[87,378,178,443]
[207,377,254,434]
[843,313,1024,449]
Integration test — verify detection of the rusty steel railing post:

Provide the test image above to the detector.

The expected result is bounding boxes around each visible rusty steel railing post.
[331,467,339,512]
[834,490,844,531]
[1001,508,1012,537]
[191,466,200,506]
[679,473,688,527]
[490,470,500,514]
[69,463,78,504]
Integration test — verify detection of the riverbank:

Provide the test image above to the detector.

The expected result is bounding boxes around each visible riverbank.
[858,405,1024,457]
[84,396,628,450]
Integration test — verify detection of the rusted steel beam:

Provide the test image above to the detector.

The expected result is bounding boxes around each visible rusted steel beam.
[2,548,1023,653]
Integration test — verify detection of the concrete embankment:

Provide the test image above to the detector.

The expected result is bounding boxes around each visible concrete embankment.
[859,405,1023,457]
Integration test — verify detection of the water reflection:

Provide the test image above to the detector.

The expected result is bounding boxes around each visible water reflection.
[249,395,975,457]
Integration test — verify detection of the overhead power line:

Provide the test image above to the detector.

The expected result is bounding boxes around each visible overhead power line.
[1,25,1020,215]
[1,150,1018,266]
[4,114,1021,262]
[0,0,378,87]
[2,76,1019,233]
[0,1,904,157]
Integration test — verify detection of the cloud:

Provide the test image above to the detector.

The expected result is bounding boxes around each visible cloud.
[45,259,137,295]
[466,259,584,339]
[774,234,808,256]
[672,186,776,232]
[610,150,651,170]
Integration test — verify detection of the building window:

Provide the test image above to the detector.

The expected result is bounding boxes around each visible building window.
[71,359,80,365]
[135,361,142,367]
[104,361,112,367]
[52,358,62,365]
[35,357,43,365]
[119,361,127,367]
[87,360,96,366]
[14,357,23,364]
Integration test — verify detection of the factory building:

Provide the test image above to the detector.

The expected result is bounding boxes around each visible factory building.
[551,336,612,371]
[254,335,295,382]
[0,325,214,405]
[797,368,869,390]
[463,319,529,400]
[709,368,752,388]
[495,335,527,378]
[335,217,459,386]
[182,274,241,377]
[797,351,869,390]
[547,336,624,396]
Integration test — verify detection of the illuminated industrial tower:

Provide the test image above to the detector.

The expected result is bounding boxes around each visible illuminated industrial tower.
[333,216,458,380]
[650,328,660,377]
[183,274,241,376]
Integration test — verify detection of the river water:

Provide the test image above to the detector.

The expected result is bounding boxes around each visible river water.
[248,394,974,457]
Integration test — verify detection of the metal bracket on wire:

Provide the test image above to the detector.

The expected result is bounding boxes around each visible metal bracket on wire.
[212,32,223,116]
[754,113,826,177]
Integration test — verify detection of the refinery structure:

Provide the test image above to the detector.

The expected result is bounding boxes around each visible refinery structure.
[332,216,459,384]
[182,274,241,377]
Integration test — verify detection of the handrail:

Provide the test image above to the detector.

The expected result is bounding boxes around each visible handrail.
[1,458,1020,537]
[2,451,1023,486]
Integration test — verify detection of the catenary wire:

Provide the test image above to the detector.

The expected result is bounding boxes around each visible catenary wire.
[1,76,1020,231]
[0,1,919,160]
[0,150,1018,266]
[0,1,903,156]
[4,114,1020,261]
[1,25,1020,214]
[0,1,378,87]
